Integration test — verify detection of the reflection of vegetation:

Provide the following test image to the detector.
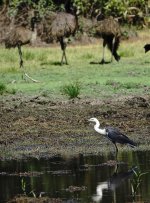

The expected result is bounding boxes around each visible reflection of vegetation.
[21,178,27,195]
[131,168,148,198]
[21,178,41,198]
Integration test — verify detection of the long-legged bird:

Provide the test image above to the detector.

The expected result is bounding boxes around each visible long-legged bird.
[38,11,78,65]
[89,118,136,154]
[3,3,39,82]
[93,16,121,64]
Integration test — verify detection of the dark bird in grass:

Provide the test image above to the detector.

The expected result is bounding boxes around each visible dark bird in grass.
[144,44,150,53]
[88,118,137,155]
[93,14,121,64]
[38,10,78,65]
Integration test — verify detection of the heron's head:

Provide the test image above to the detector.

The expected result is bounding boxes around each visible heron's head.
[88,117,98,123]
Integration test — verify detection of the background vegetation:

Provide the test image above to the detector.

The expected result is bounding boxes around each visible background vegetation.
[0,0,149,25]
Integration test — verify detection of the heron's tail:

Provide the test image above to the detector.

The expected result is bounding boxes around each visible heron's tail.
[128,139,137,148]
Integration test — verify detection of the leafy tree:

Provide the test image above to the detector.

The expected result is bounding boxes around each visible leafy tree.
[9,0,56,15]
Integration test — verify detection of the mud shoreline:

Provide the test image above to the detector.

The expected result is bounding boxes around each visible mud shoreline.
[0,94,150,160]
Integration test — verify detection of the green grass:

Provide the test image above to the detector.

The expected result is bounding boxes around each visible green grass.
[0,82,17,95]
[0,82,7,94]
[0,32,150,99]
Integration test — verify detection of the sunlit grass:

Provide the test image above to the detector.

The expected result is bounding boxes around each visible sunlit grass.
[0,30,150,99]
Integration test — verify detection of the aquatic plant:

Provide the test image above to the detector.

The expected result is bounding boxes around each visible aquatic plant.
[131,168,148,198]
[21,178,26,195]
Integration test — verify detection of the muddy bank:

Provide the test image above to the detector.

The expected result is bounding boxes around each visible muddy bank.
[0,95,150,160]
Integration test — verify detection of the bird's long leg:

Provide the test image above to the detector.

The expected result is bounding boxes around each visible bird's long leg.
[111,37,115,62]
[64,46,68,65]
[18,44,24,69]
[114,143,118,160]
[17,45,39,83]
[114,162,119,173]
[61,51,65,65]
[60,37,68,65]
[100,39,106,64]
[17,44,25,80]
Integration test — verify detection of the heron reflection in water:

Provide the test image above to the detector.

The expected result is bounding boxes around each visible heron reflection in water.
[92,166,136,202]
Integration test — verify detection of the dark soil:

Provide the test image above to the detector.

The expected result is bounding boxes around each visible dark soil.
[8,196,63,203]
[0,95,150,160]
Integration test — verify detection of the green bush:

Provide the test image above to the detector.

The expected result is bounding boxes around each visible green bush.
[7,88,17,94]
[61,82,81,99]
[0,82,7,95]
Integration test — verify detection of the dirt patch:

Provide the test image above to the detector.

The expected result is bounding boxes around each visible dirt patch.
[0,95,150,160]
[8,196,63,203]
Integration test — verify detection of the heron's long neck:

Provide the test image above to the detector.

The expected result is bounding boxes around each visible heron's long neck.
[94,121,106,135]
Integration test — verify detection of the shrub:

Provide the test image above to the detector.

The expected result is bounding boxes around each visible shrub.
[0,82,7,95]
[7,88,17,95]
[62,82,81,99]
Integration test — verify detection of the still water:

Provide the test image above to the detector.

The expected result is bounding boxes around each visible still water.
[0,151,150,203]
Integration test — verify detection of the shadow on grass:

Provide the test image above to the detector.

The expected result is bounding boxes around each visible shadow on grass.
[90,61,111,65]
[41,61,69,66]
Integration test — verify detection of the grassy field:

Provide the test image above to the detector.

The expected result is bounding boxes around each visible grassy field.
[0,30,150,100]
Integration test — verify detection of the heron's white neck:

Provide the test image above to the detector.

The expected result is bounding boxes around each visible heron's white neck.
[94,120,106,135]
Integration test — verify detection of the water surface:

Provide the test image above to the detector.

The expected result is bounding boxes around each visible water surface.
[0,151,150,203]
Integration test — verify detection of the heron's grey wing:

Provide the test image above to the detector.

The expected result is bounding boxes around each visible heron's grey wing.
[106,127,132,144]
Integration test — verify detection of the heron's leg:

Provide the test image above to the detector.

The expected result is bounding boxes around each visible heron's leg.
[114,162,119,173]
[114,143,118,160]
[18,45,23,69]
[100,39,106,64]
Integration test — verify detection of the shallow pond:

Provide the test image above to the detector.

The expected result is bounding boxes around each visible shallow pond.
[0,151,150,203]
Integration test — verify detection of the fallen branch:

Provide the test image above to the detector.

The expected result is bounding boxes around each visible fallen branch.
[24,72,40,83]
